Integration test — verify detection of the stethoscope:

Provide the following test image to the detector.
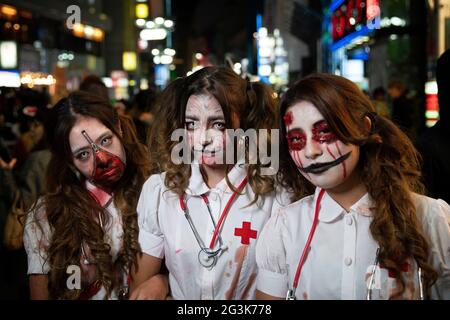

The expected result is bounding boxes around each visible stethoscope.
[286,188,425,300]
[366,248,425,300]
[179,177,248,269]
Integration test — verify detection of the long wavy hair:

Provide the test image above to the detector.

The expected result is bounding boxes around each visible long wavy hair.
[278,73,437,297]
[34,91,150,299]
[148,66,278,203]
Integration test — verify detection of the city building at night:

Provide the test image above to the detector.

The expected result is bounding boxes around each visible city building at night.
[0,0,111,102]
[321,0,449,130]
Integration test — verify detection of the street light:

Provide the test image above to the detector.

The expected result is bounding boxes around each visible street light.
[154,17,165,25]
[164,20,174,28]
[136,19,146,27]
[140,28,167,41]
[163,48,176,56]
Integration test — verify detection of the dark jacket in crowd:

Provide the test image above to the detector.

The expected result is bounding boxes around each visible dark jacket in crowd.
[416,49,450,203]
[0,148,51,300]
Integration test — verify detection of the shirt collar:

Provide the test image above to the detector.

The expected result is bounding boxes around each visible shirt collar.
[85,180,113,208]
[349,192,373,217]
[316,188,373,223]
[185,161,247,196]
[316,188,344,223]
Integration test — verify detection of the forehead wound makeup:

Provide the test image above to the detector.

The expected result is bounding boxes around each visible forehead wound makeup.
[283,111,293,126]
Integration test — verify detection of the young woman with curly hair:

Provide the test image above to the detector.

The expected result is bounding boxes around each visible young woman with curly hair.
[130,66,291,299]
[256,73,450,300]
[24,91,153,299]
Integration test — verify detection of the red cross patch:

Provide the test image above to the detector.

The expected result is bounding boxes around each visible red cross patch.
[234,221,257,245]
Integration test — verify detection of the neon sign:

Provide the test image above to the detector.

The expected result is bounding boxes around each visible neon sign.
[331,0,379,42]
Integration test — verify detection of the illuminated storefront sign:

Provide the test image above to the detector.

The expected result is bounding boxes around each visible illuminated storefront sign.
[0,70,20,87]
[329,0,382,50]
[0,4,17,18]
[331,0,367,42]
[136,3,149,19]
[0,41,18,69]
[123,52,137,71]
[425,81,439,127]
[71,23,104,42]
[256,27,289,86]
[20,72,56,87]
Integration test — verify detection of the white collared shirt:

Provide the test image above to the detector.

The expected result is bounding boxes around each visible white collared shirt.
[256,187,450,300]
[23,192,125,300]
[137,163,290,300]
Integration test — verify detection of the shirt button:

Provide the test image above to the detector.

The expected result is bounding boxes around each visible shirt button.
[346,216,353,226]
[344,257,352,266]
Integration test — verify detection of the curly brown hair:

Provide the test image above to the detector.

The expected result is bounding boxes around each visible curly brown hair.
[148,66,278,202]
[278,73,437,297]
[33,91,150,299]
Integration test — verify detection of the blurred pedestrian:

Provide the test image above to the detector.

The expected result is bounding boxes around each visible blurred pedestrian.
[372,86,390,118]
[0,106,50,300]
[129,89,157,144]
[11,88,49,170]
[416,49,450,203]
[79,75,109,103]
[388,80,417,139]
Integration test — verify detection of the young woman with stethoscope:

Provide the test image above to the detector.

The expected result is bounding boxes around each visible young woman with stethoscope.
[256,74,450,300]
[129,67,290,299]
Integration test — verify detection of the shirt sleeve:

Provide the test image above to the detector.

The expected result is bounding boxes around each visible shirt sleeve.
[137,174,165,259]
[272,185,293,216]
[421,198,450,300]
[255,207,289,298]
[23,201,51,275]
[416,196,450,300]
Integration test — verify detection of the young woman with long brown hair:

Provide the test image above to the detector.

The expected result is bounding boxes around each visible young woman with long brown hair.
[256,73,450,300]
[23,91,152,299]
[130,66,290,299]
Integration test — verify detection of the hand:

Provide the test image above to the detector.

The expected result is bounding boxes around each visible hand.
[129,274,169,300]
[0,157,17,170]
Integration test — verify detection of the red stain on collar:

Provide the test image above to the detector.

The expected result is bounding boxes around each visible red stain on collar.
[86,181,112,207]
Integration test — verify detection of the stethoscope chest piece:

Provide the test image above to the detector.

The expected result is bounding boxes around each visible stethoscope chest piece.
[286,289,296,300]
[198,250,217,268]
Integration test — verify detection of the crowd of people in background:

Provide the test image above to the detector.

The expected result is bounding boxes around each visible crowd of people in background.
[0,49,448,300]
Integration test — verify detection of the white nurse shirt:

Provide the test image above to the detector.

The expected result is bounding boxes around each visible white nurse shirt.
[256,188,450,300]
[137,163,290,300]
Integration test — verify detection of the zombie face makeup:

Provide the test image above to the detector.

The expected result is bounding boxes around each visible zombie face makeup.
[69,117,126,189]
[284,101,360,190]
[185,93,229,167]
